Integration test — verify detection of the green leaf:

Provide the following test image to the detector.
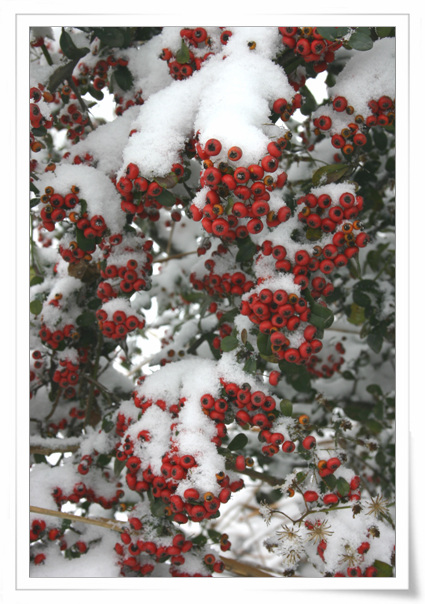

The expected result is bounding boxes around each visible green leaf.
[75,227,96,252]
[112,65,134,92]
[60,28,89,60]
[344,402,372,421]
[367,332,383,354]
[280,399,293,417]
[236,237,257,263]
[341,370,355,380]
[312,163,349,186]
[243,357,257,374]
[76,311,97,327]
[96,454,111,467]
[30,275,44,286]
[365,418,383,435]
[221,336,238,352]
[156,188,176,208]
[315,27,350,41]
[322,474,337,490]
[154,173,179,190]
[373,128,388,151]
[375,27,395,39]
[348,28,374,51]
[373,559,393,577]
[336,477,350,497]
[257,333,272,357]
[176,41,191,64]
[114,458,126,477]
[30,299,43,316]
[300,86,318,116]
[366,384,383,396]
[92,27,128,48]
[347,303,366,326]
[207,528,222,543]
[87,85,104,101]
[296,471,307,484]
[353,290,371,307]
[228,433,248,451]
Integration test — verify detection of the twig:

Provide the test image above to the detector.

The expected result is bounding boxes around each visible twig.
[219,555,276,577]
[154,250,198,263]
[30,505,125,533]
[30,444,79,455]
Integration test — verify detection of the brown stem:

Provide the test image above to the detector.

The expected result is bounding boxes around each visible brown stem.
[219,555,275,578]
[30,506,127,533]
[30,444,79,456]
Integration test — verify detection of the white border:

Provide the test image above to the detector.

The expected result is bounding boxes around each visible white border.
[2,1,419,601]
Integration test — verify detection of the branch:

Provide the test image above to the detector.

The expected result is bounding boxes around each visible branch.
[219,555,275,577]
[30,505,126,533]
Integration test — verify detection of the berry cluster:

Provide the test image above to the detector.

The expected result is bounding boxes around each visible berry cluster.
[38,184,83,233]
[313,94,394,156]
[305,340,345,378]
[38,322,79,350]
[278,27,343,75]
[97,233,153,300]
[115,525,224,577]
[116,162,175,219]
[190,244,255,298]
[190,137,291,239]
[96,301,145,340]
[160,27,217,81]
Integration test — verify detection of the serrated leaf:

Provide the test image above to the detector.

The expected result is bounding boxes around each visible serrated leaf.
[175,41,191,64]
[280,399,293,417]
[336,477,350,497]
[221,336,238,352]
[60,29,89,60]
[228,433,248,451]
[373,559,393,577]
[112,65,134,92]
[348,28,374,51]
[312,163,349,186]
[30,299,43,316]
